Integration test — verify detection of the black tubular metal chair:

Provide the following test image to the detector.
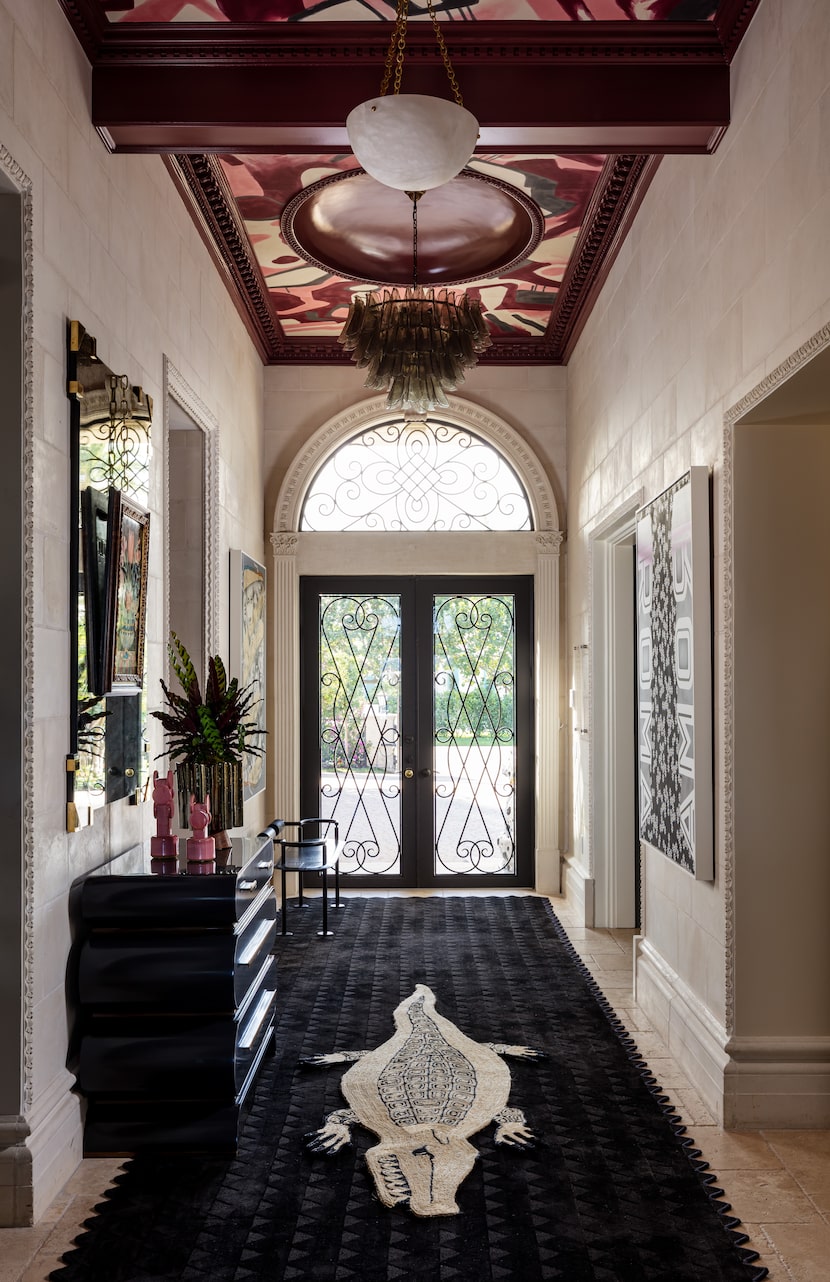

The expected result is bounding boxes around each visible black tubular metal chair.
[260,818,341,937]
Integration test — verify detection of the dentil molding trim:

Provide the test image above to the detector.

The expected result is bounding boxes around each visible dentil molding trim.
[1,145,36,1116]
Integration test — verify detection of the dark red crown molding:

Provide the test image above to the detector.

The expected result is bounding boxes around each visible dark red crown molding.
[167,150,661,367]
[715,0,763,61]
[550,153,661,363]
[164,154,283,363]
[90,19,727,63]
[56,0,106,60]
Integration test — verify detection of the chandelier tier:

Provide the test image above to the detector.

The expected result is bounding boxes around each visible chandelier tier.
[337,285,492,415]
[345,0,478,193]
[338,189,492,414]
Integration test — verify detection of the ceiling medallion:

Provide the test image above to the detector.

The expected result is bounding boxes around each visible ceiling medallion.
[283,168,543,414]
[281,168,544,289]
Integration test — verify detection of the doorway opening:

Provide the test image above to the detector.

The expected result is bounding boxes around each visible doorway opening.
[300,576,535,888]
[590,504,641,929]
[164,360,219,683]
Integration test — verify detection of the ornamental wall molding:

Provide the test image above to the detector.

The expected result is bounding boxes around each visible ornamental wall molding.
[273,395,560,534]
[536,532,564,554]
[270,533,299,557]
[163,358,220,663]
[1,143,36,1113]
[720,321,830,1036]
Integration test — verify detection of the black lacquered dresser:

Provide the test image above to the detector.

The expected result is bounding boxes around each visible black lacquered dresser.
[70,831,277,1155]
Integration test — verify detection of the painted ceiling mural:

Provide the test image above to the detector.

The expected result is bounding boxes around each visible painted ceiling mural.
[102,1,718,24]
[74,0,749,360]
[220,153,605,341]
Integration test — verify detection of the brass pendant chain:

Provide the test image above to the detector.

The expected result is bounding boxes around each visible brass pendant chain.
[405,190,423,289]
[379,0,464,107]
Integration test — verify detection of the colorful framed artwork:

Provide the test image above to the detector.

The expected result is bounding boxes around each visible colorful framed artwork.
[230,549,267,801]
[636,467,713,880]
[103,490,151,694]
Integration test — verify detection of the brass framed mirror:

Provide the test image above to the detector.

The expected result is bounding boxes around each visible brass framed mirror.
[66,321,153,831]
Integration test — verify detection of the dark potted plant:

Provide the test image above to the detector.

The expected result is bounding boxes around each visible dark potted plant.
[151,633,265,853]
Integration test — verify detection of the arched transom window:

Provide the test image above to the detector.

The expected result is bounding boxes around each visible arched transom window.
[300,417,533,532]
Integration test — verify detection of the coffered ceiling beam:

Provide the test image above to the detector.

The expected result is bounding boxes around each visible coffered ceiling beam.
[91,22,730,156]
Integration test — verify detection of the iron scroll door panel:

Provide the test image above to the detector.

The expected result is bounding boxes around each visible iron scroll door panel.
[300,576,534,889]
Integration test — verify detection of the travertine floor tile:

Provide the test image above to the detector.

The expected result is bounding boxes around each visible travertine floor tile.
[684,1130,783,1171]
[755,1216,830,1282]
[712,1169,818,1225]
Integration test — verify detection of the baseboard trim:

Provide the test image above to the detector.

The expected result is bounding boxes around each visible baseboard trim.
[635,940,830,1129]
[723,1036,830,1129]
[635,938,729,1125]
[535,846,562,897]
[562,857,594,926]
[24,1073,84,1225]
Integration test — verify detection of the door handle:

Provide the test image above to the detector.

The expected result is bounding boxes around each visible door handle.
[404,769,414,779]
[420,768,432,778]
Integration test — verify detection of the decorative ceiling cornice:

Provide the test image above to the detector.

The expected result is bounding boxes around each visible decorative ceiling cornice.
[169,151,663,367]
[55,0,106,60]
[715,0,763,62]
[164,154,282,364]
[89,21,730,66]
[549,153,662,362]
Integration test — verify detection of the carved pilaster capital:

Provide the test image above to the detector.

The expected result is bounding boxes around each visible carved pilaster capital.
[270,532,299,557]
[536,530,564,555]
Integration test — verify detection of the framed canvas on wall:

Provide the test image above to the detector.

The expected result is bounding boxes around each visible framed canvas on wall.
[230,549,267,801]
[636,467,713,880]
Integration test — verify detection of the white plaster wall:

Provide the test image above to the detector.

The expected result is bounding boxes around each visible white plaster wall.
[566,0,830,1039]
[2,0,265,1221]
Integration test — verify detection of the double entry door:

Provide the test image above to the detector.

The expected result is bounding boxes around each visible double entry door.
[300,576,534,888]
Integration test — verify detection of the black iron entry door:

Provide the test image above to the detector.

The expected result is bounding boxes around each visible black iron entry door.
[300,576,534,888]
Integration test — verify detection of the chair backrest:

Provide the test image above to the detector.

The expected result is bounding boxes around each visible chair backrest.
[257,819,286,842]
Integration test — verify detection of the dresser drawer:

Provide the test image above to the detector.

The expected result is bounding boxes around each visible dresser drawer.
[234,891,276,1005]
[234,955,277,1097]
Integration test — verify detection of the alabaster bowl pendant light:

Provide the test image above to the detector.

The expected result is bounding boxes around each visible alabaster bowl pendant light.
[340,0,489,413]
[346,0,479,193]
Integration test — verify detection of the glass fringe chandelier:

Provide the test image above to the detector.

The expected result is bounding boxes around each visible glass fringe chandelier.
[338,193,492,415]
[338,0,491,415]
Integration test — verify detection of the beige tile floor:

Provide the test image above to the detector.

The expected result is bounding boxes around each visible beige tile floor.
[4,890,829,1281]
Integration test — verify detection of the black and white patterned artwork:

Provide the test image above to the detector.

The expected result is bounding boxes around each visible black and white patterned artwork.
[636,468,713,879]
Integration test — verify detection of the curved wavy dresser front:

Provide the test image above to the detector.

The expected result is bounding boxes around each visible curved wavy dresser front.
[70,832,276,1155]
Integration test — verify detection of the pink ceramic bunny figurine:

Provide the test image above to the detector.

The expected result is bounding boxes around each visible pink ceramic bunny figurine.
[150,769,179,864]
[186,792,215,864]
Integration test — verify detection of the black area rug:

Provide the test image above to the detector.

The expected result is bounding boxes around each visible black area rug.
[52,896,767,1282]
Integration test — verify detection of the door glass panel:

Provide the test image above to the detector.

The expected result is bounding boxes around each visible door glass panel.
[318,592,402,876]
[432,593,516,876]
